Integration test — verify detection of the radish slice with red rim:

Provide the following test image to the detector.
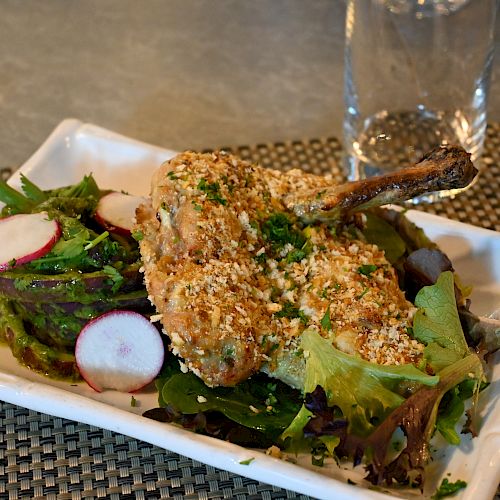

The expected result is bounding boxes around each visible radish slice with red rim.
[0,211,61,271]
[95,192,146,236]
[75,310,165,393]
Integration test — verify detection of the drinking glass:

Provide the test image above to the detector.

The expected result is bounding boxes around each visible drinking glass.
[343,0,497,202]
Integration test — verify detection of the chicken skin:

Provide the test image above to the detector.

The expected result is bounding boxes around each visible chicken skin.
[135,151,427,387]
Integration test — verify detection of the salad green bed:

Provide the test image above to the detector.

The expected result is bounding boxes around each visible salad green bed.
[146,271,485,488]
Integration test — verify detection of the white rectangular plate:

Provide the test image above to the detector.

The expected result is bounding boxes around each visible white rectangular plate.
[1,120,499,500]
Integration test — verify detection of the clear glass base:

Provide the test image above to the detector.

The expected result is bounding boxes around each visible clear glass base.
[344,109,483,203]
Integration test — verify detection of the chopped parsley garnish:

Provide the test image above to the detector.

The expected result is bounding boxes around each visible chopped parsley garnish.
[320,305,332,332]
[221,174,235,194]
[357,287,370,299]
[130,396,137,407]
[358,264,378,277]
[131,230,143,241]
[285,241,312,264]
[262,213,305,248]
[197,178,227,205]
[254,252,267,264]
[261,212,312,263]
[191,200,203,212]
[269,343,280,353]
[166,171,179,180]
[274,301,309,325]
[432,478,467,499]
[239,457,255,465]
[103,265,125,293]
[265,393,278,406]
[221,345,236,364]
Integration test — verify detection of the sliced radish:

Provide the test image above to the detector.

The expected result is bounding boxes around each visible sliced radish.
[75,310,164,392]
[0,212,61,271]
[95,192,146,236]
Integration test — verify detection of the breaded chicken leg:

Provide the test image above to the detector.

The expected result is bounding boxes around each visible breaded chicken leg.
[136,151,459,387]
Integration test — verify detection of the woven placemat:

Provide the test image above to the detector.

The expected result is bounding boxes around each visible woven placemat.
[1,126,499,500]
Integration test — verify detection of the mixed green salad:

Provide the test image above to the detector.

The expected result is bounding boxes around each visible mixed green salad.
[145,270,486,490]
[0,175,493,493]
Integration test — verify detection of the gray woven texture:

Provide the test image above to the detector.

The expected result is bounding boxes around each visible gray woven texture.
[1,127,499,499]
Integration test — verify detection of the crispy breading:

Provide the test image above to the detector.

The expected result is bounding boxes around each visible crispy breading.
[136,151,423,387]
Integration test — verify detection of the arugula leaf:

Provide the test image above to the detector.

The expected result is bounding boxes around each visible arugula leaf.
[143,404,276,448]
[436,378,484,445]
[413,271,468,371]
[282,330,438,440]
[369,208,435,254]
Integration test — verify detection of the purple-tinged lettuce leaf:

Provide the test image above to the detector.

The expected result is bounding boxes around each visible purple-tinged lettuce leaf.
[143,404,276,447]
[363,353,482,486]
[282,330,438,441]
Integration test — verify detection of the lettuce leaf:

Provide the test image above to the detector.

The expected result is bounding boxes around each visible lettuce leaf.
[281,271,484,484]
[435,386,466,445]
[413,271,469,372]
[363,353,483,486]
[362,212,407,264]
[153,359,301,441]
[282,331,438,440]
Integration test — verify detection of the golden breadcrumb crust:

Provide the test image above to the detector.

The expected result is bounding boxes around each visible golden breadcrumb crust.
[136,151,422,387]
